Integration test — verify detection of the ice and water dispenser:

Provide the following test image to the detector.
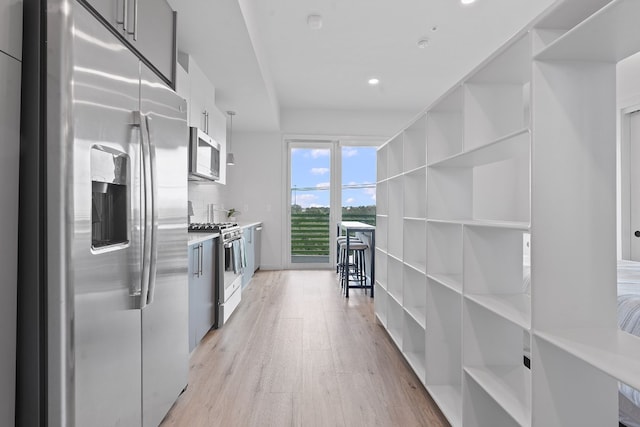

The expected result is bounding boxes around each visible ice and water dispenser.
[91,146,129,249]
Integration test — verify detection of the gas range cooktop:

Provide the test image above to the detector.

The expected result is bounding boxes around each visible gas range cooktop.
[188,222,239,232]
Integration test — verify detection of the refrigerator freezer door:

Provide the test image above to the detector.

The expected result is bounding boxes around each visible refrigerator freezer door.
[72,5,143,426]
[140,65,189,427]
[0,50,20,427]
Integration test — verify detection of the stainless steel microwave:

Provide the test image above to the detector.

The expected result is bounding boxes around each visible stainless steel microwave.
[189,127,220,181]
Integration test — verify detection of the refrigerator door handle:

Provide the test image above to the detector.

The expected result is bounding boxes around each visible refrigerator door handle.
[135,111,153,309]
[144,115,159,305]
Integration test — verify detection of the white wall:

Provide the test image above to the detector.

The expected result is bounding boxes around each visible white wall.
[225,132,284,269]
[188,181,227,223]
[617,52,640,259]
[281,108,416,137]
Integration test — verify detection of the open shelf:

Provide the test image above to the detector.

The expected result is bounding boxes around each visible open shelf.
[463,226,529,301]
[387,255,403,305]
[532,334,619,426]
[403,218,426,273]
[374,282,387,327]
[428,129,529,169]
[463,299,530,425]
[535,328,640,392]
[387,293,404,349]
[536,0,640,63]
[427,86,463,164]
[428,219,530,231]
[376,181,388,215]
[387,133,404,178]
[426,221,462,293]
[426,278,462,424]
[465,293,531,330]
[403,114,427,172]
[426,167,471,221]
[375,248,387,290]
[426,385,462,427]
[463,372,525,427]
[427,274,463,295]
[403,264,426,328]
[403,167,426,219]
[464,366,530,426]
[387,177,404,259]
[375,215,388,252]
[377,143,388,181]
[403,310,426,382]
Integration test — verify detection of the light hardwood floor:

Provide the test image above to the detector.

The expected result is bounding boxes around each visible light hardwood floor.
[161,270,449,427]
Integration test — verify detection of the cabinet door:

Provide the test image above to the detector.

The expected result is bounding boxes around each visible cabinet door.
[0,0,23,60]
[83,0,126,36]
[188,60,213,132]
[187,244,200,351]
[195,239,215,342]
[130,0,175,83]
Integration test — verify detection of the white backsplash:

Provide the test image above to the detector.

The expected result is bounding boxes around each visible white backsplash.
[188,181,227,223]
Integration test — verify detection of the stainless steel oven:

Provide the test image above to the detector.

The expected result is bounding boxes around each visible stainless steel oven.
[188,222,244,327]
[219,225,243,326]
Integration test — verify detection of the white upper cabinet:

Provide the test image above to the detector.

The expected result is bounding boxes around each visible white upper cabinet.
[81,0,176,84]
[0,0,22,60]
[180,53,228,184]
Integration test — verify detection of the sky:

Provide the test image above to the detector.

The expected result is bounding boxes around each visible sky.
[291,146,377,208]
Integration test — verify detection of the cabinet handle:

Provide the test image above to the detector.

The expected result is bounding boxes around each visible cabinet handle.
[126,0,138,40]
[199,243,204,276]
[117,0,129,32]
[193,245,200,277]
[202,110,208,133]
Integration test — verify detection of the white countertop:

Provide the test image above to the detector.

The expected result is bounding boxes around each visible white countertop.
[238,221,263,229]
[187,232,220,246]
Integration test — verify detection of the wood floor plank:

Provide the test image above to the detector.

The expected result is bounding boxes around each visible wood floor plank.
[160,270,449,427]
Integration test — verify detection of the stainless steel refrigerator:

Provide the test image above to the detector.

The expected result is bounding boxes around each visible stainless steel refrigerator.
[17,1,189,426]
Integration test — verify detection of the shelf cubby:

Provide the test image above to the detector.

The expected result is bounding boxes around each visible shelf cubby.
[375,215,388,252]
[426,86,464,165]
[387,133,404,178]
[463,34,531,152]
[387,177,404,259]
[403,310,426,383]
[403,218,426,273]
[403,114,427,172]
[536,0,640,63]
[429,130,530,225]
[377,143,388,181]
[375,248,387,290]
[403,167,426,219]
[463,225,531,329]
[374,282,387,327]
[463,299,530,425]
[426,278,463,426]
[403,264,426,328]
[426,222,462,293]
[376,181,388,215]
[463,372,524,427]
[426,166,472,221]
[387,293,404,349]
[387,255,403,305]
[532,333,618,426]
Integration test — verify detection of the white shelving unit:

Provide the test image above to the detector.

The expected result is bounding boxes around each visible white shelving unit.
[375,1,640,426]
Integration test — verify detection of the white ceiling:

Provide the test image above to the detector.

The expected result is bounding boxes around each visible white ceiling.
[168,0,557,132]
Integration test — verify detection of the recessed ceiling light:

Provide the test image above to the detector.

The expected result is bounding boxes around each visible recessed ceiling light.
[431,25,438,32]
[307,14,323,30]
[417,38,430,49]
[461,0,476,4]
[368,78,380,86]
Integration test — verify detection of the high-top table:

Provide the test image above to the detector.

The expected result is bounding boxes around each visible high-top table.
[337,221,375,298]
